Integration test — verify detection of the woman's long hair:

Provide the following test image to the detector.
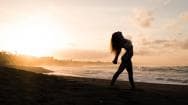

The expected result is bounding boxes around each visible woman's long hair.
[111,31,124,54]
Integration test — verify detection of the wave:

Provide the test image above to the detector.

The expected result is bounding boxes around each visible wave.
[43,65,188,85]
[166,78,188,83]
[139,66,188,73]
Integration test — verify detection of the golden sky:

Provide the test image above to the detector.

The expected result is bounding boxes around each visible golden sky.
[0,0,188,65]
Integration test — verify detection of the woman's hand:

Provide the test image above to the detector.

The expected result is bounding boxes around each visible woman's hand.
[112,59,117,64]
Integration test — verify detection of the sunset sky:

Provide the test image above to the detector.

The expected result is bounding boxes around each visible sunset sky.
[0,0,188,65]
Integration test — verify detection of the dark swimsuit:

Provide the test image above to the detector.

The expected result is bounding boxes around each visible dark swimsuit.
[121,40,133,63]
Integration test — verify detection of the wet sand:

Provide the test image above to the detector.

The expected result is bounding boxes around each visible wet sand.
[0,66,188,105]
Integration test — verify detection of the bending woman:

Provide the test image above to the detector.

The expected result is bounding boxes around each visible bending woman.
[110,31,135,89]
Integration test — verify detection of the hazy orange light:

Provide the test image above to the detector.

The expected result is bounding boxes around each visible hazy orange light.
[3,14,70,57]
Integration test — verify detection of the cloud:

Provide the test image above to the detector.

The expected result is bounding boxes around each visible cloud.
[141,38,169,45]
[140,37,188,50]
[132,8,154,28]
[54,49,111,61]
[164,19,181,32]
[134,49,153,56]
[181,39,188,49]
[164,11,188,34]
[179,11,188,22]
[163,0,171,6]
[134,36,188,56]
[149,0,171,6]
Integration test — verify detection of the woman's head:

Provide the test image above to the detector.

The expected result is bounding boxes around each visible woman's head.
[111,31,124,53]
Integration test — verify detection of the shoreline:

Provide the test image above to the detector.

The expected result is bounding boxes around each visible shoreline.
[5,65,188,85]
[0,66,188,105]
[43,66,188,86]
[46,72,188,86]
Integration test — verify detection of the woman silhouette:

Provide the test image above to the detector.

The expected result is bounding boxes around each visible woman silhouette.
[110,31,135,89]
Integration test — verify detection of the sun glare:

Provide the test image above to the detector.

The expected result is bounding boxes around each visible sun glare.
[3,14,69,57]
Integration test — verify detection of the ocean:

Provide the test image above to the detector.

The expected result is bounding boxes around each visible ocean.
[43,64,188,85]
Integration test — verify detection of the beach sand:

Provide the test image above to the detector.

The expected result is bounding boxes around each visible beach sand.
[0,66,188,105]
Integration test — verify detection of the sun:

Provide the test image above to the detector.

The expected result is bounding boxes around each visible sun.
[3,15,69,57]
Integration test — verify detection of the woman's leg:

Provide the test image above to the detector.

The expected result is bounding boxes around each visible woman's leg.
[125,60,135,89]
[111,62,126,86]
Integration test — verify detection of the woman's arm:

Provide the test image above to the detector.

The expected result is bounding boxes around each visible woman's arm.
[112,49,121,64]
